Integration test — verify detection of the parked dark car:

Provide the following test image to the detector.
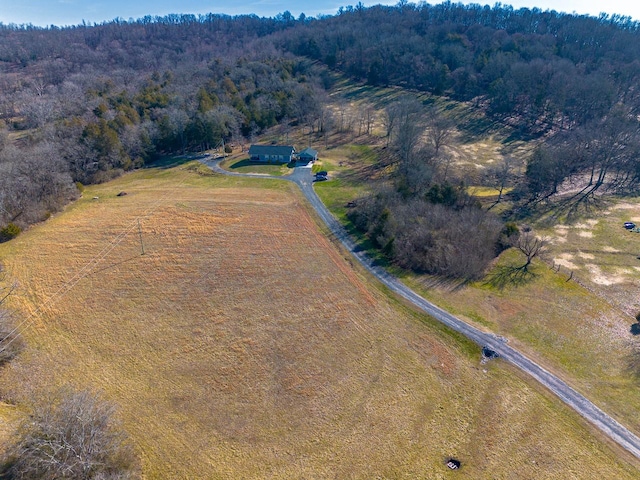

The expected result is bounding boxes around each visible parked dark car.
[624,222,636,229]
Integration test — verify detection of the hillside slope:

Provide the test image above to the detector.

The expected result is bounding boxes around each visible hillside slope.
[0,164,637,478]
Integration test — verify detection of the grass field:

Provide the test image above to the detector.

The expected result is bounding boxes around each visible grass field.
[0,164,638,478]
[280,81,640,450]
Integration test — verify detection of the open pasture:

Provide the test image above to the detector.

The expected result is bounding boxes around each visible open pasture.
[0,164,637,478]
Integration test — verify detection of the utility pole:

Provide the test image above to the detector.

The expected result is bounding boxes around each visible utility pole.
[137,219,145,255]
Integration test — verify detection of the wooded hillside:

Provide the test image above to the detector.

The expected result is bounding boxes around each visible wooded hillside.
[1,3,640,236]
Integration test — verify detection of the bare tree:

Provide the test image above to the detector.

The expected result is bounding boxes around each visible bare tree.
[364,105,375,135]
[426,106,454,158]
[487,156,516,208]
[392,97,424,165]
[0,268,22,366]
[2,390,138,479]
[382,103,398,147]
[516,231,547,271]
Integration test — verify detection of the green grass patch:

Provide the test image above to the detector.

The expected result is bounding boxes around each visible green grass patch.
[225,157,291,176]
[468,185,512,197]
[314,178,366,218]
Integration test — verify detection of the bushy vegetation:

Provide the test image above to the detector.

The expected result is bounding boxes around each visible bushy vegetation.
[0,223,21,243]
[0,278,23,366]
[0,14,330,235]
[346,95,506,280]
[349,186,504,279]
[1,390,138,480]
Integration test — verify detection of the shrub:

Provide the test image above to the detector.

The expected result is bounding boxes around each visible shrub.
[0,309,23,366]
[1,390,139,479]
[0,269,23,366]
[0,223,21,242]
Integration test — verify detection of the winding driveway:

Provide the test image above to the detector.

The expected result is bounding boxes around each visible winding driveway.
[203,158,640,461]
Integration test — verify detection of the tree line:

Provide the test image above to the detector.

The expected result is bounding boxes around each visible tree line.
[279,2,640,213]
[347,96,516,280]
[1,3,640,260]
[280,2,640,133]
[0,14,329,235]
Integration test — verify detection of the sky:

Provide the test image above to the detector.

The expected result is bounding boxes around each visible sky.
[0,0,638,27]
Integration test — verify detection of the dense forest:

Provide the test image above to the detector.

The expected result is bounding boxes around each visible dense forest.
[280,3,640,205]
[0,14,326,232]
[1,3,640,276]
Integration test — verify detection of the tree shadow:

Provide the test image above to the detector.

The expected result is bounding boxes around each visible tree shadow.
[483,265,536,290]
[419,275,469,292]
[229,159,288,169]
[145,156,192,169]
[625,342,640,382]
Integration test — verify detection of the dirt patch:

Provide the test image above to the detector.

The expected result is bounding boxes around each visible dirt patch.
[612,202,638,210]
[585,264,625,285]
[578,231,594,238]
[554,254,578,270]
[578,252,595,260]
[550,226,569,244]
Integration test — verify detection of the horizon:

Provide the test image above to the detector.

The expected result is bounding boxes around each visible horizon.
[0,0,638,28]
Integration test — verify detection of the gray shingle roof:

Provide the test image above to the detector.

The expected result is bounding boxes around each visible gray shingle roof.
[248,145,295,156]
[298,147,318,157]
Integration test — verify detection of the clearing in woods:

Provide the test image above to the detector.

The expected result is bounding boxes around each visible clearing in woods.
[0,163,638,478]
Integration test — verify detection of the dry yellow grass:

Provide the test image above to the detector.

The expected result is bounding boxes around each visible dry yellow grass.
[0,165,638,478]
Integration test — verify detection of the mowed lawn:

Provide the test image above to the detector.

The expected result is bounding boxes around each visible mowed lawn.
[0,164,638,478]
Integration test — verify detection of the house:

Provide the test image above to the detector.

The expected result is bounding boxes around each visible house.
[297,147,318,163]
[248,145,295,163]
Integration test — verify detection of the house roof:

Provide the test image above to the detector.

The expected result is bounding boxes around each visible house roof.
[298,147,318,157]
[248,145,295,156]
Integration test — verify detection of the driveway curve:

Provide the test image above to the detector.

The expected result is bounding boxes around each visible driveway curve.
[203,158,640,460]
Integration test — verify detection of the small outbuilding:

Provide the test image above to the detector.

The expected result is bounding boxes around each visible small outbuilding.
[248,145,295,163]
[297,147,318,163]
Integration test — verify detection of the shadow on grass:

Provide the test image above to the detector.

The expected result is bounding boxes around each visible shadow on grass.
[625,342,640,382]
[419,275,469,292]
[229,159,290,169]
[145,156,192,169]
[87,255,141,276]
[483,265,536,290]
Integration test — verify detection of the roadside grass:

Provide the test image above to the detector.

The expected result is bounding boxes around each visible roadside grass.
[295,79,640,462]
[398,226,640,433]
[311,133,640,452]
[314,178,365,221]
[0,164,637,477]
